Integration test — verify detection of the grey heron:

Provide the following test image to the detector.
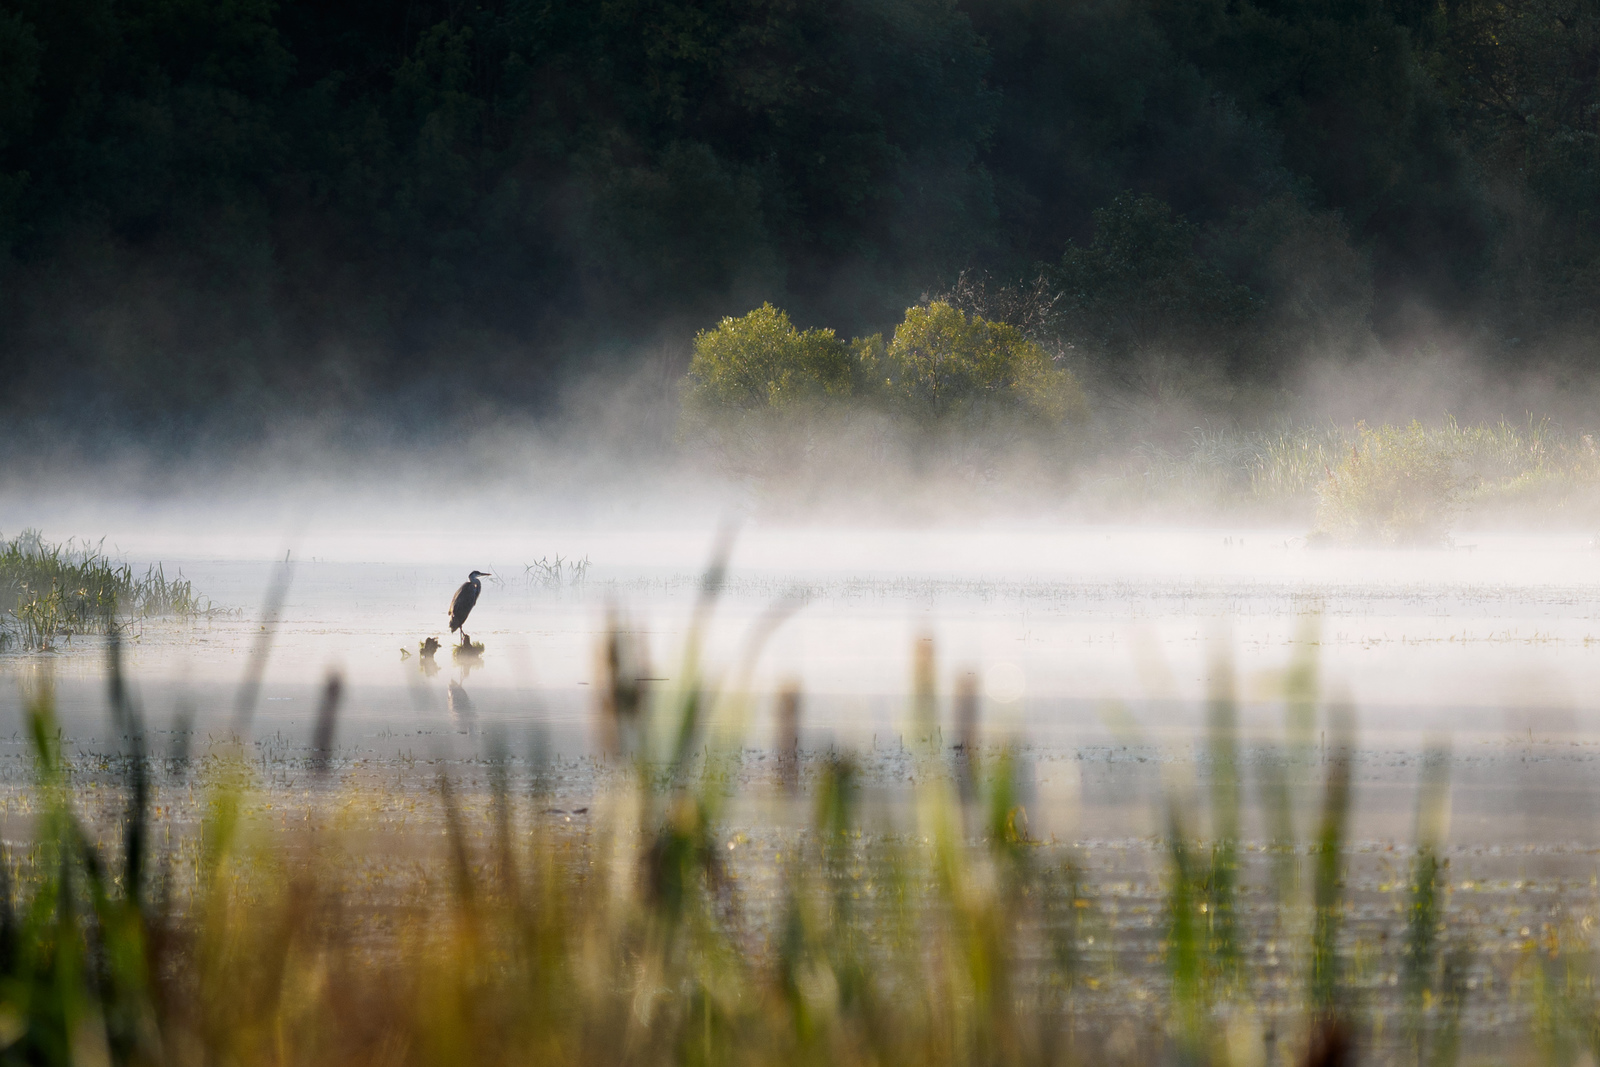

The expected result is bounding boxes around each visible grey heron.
[448,570,490,645]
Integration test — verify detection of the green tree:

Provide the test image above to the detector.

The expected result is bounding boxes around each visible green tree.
[682,303,854,416]
[1417,0,1600,354]
[0,7,38,251]
[1148,0,1489,326]
[878,300,1087,430]
[1205,194,1376,358]
[966,0,1287,271]
[1048,193,1262,378]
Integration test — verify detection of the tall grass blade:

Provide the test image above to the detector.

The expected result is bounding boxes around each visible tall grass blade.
[1403,744,1452,1066]
[1309,696,1356,1058]
[1205,646,1241,989]
[229,550,295,736]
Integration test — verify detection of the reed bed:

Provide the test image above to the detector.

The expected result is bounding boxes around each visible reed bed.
[0,530,211,650]
[1101,415,1600,535]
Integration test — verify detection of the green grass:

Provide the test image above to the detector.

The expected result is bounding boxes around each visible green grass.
[1314,421,1458,545]
[0,529,211,650]
[1093,414,1600,534]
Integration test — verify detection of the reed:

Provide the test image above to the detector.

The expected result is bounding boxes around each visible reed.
[1093,413,1600,533]
[0,529,211,650]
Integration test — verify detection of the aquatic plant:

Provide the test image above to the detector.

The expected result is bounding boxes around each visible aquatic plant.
[526,555,591,591]
[0,530,212,650]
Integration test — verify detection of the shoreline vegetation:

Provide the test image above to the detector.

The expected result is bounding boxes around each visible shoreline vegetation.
[0,530,211,652]
[681,303,1600,541]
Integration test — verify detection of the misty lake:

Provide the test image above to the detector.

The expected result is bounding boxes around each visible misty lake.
[5,517,1600,844]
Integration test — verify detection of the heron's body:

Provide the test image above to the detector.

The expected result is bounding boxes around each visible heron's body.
[448,571,489,643]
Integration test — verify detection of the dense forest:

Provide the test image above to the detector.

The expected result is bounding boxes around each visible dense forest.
[0,0,1596,424]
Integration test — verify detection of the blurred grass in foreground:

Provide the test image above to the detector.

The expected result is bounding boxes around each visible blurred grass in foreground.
[0,609,1595,1066]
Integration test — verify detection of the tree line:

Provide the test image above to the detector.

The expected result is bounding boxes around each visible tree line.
[0,0,1594,424]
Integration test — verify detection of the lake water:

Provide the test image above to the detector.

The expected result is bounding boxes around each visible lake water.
[4,510,1600,844]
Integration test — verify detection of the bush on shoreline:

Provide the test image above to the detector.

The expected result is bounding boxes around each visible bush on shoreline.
[876,301,1089,432]
[679,301,1089,458]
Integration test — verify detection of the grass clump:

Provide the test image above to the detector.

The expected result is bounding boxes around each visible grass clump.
[1081,413,1600,529]
[0,529,209,650]
[525,555,591,591]
[1313,421,1458,545]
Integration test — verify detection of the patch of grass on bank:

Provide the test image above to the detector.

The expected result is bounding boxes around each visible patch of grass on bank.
[0,529,210,650]
[1314,421,1458,545]
[1090,415,1600,535]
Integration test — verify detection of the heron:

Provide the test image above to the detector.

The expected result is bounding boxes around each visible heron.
[448,570,491,645]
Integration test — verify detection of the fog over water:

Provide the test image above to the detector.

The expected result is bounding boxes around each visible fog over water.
[8,426,1600,854]
[7,494,1600,712]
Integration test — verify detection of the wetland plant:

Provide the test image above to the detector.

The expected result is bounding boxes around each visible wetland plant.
[0,529,210,650]
[526,555,591,591]
[1313,422,1459,545]
[1401,746,1468,1067]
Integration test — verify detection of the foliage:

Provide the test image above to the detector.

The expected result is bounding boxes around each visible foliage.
[678,301,1088,487]
[1204,195,1377,358]
[0,0,998,416]
[0,587,1545,1065]
[1414,0,1600,349]
[878,301,1088,431]
[1315,421,1459,545]
[1083,414,1600,529]
[1159,0,1489,291]
[682,305,855,417]
[1048,194,1264,383]
[3,0,1600,418]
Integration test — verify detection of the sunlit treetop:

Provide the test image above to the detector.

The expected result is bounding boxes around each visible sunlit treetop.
[682,300,1089,439]
[683,304,855,415]
[875,302,1089,430]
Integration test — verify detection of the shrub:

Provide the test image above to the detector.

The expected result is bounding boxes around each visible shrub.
[1314,421,1458,545]
[876,301,1088,431]
[681,304,855,416]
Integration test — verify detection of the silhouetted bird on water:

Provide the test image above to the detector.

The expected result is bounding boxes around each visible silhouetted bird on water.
[449,570,490,645]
